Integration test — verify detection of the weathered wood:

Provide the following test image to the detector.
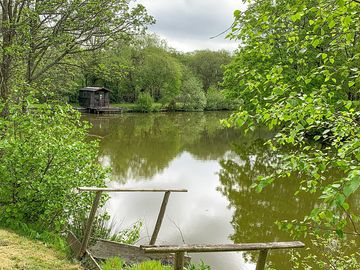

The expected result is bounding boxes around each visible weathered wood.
[85,250,102,270]
[77,187,188,193]
[174,252,185,270]
[89,239,191,266]
[255,249,268,270]
[67,230,81,256]
[150,191,171,245]
[67,231,102,270]
[141,241,305,253]
[78,191,103,258]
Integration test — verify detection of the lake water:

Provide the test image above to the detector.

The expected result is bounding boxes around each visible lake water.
[84,112,358,270]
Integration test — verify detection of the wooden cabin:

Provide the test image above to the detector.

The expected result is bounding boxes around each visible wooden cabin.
[78,87,110,109]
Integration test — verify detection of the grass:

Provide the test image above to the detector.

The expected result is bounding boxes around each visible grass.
[101,257,212,270]
[111,103,164,112]
[0,229,82,270]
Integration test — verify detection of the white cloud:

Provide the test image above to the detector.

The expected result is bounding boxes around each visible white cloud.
[137,0,246,52]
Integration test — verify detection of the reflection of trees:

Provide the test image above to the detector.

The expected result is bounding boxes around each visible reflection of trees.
[218,136,317,268]
[83,112,241,182]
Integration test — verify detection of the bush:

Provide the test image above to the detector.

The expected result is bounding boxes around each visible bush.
[0,104,107,232]
[205,87,236,110]
[180,75,206,111]
[136,92,154,112]
[101,258,212,270]
[290,233,360,270]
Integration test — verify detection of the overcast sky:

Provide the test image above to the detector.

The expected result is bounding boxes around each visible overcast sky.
[137,0,246,52]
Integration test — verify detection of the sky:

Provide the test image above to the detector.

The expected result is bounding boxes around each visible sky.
[137,0,246,52]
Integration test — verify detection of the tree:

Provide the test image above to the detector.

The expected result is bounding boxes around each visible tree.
[224,0,360,238]
[134,46,182,106]
[182,50,232,92]
[179,69,206,111]
[0,0,154,114]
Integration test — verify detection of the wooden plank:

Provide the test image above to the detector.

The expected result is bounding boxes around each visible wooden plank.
[174,252,185,270]
[150,191,171,245]
[67,231,102,270]
[141,241,305,253]
[89,239,191,266]
[77,187,188,193]
[78,191,103,258]
[67,230,81,256]
[255,249,268,270]
[85,250,102,270]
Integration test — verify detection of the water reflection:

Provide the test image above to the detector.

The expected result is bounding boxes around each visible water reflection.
[84,112,239,182]
[84,112,349,270]
[218,136,318,268]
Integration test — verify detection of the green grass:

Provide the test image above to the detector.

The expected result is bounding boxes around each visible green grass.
[101,258,172,270]
[0,229,82,270]
[101,257,212,270]
[111,103,165,112]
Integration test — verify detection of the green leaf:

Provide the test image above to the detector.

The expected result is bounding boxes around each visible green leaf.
[343,175,360,197]
[312,39,320,48]
[328,20,336,29]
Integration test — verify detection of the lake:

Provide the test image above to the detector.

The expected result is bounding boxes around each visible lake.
[83,111,357,270]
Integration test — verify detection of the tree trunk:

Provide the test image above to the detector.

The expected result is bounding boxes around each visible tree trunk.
[0,0,14,117]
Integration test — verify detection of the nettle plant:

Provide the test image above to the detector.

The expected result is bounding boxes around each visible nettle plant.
[0,104,107,232]
[223,0,360,237]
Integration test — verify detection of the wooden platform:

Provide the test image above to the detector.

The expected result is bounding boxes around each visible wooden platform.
[67,231,190,269]
[75,107,124,114]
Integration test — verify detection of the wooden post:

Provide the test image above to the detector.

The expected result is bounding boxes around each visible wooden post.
[255,249,268,270]
[78,191,102,258]
[174,252,185,270]
[149,191,171,245]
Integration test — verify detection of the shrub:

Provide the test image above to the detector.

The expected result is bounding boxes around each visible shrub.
[205,87,237,110]
[136,92,154,112]
[100,259,212,270]
[180,75,206,111]
[0,104,107,232]
[129,261,172,270]
[101,257,125,270]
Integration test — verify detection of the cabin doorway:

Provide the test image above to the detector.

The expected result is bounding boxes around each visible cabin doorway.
[97,92,105,107]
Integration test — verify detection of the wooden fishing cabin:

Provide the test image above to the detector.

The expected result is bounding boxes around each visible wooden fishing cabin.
[78,87,122,114]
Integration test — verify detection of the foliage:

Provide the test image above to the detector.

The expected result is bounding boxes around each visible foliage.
[179,71,207,111]
[290,233,360,270]
[101,258,212,270]
[136,46,182,106]
[77,35,237,111]
[136,92,154,112]
[105,220,142,245]
[224,0,360,238]
[129,261,172,270]
[205,86,236,111]
[181,50,232,92]
[0,104,107,231]
[186,261,212,270]
[0,0,154,111]
[101,257,125,270]
[101,259,172,270]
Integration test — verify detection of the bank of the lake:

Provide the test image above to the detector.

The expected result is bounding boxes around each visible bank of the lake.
[0,229,82,270]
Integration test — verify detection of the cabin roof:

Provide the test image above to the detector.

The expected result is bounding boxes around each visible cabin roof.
[80,87,111,92]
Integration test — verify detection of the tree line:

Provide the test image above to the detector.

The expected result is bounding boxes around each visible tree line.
[67,35,235,111]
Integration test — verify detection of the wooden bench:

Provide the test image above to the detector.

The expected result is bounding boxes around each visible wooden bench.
[141,241,305,270]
